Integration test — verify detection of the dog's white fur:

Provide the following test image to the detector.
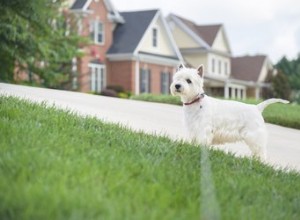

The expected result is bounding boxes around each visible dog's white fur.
[170,64,289,160]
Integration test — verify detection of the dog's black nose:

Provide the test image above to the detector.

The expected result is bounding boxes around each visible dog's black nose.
[175,84,181,90]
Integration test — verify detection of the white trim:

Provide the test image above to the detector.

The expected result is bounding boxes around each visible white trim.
[79,0,124,23]
[133,10,160,56]
[138,53,179,66]
[179,47,231,58]
[106,53,135,60]
[103,0,125,23]
[161,12,184,63]
[107,52,180,66]
[133,10,183,64]
[88,63,106,93]
[83,0,93,10]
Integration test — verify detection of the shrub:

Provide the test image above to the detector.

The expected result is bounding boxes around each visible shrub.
[131,93,181,105]
[106,85,125,93]
[100,89,118,97]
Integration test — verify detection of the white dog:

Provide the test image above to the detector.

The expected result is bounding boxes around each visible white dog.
[170,64,289,160]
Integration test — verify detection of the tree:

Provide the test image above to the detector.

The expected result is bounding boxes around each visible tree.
[276,54,300,90]
[271,71,291,100]
[0,0,86,89]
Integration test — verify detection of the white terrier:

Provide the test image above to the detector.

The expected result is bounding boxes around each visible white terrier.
[170,64,289,160]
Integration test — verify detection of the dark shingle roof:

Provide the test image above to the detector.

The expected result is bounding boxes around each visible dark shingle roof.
[173,14,222,46]
[70,0,87,10]
[107,10,158,54]
[196,25,222,46]
[231,55,267,82]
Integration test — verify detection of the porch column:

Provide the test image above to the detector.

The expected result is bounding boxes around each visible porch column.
[224,83,229,99]
[237,88,241,99]
[242,88,246,100]
[255,87,260,100]
[231,87,236,99]
[135,60,140,95]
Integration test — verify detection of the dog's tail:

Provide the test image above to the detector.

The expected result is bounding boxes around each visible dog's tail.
[257,98,289,113]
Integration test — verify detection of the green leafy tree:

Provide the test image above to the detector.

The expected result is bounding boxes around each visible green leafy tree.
[271,71,291,100]
[0,0,86,89]
[276,54,300,90]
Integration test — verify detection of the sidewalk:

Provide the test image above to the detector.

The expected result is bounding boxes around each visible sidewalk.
[1,83,300,171]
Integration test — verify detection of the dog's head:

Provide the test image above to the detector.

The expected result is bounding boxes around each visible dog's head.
[170,64,205,102]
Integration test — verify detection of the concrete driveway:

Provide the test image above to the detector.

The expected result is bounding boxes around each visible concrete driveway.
[1,83,300,171]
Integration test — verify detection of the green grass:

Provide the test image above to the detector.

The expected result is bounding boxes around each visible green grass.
[131,94,300,129]
[131,93,182,105]
[1,96,300,220]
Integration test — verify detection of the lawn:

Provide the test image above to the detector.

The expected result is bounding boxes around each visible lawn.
[131,94,300,129]
[1,96,300,220]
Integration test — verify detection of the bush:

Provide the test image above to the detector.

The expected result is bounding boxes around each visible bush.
[118,92,129,99]
[106,85,125,93]
[131,93,181,105]
[100,89,118,97]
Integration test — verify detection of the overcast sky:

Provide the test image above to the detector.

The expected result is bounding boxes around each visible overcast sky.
[112,0,300,63]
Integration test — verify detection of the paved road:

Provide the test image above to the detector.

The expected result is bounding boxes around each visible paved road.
[1,83,300,171]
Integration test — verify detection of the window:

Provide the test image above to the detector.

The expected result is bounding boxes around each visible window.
[152,28,158,47]
[224,62,228,75]
[89,64,106,93]
[212,58,215,73]
[218,60,222,74]
[90,20,104,44]
[97,22,104,43]
[161,72,170,94]
[140,68,151,93]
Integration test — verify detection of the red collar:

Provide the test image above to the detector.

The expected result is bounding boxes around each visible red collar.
[183,94,205,106]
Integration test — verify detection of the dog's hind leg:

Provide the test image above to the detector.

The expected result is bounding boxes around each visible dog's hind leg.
[243,130,267,161]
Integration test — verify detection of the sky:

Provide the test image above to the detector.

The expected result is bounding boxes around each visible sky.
[112,0,300,63]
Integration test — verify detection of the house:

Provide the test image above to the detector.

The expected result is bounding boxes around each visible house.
[69,0,182,94]
[231,55,275,99]
[167,13,275,99]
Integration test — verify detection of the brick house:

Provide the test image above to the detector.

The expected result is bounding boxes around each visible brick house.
[167,13,276,99]
[69,0,182,94]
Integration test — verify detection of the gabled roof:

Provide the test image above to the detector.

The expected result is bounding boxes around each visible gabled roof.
[196,25,222,47]
[107,10,158,54]
[70,0,86,10]
[170,14,222,47]
[70,0,124,23]
[231,55,267,82]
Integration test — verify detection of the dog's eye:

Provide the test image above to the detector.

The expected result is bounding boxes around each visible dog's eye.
[186,79,192,84]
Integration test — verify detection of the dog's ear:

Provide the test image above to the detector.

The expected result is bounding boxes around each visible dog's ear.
[178,63,185,71]
[197,65,204,78]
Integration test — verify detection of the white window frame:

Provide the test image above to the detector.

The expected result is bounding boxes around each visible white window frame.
[152,27,158,48]
[161,72,170,94]
[212,58,215,73]
[89,64,106,93]
[140,68,150,93]
[90,20,105,45]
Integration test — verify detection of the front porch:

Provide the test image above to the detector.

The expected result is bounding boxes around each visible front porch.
[204,74,269,100]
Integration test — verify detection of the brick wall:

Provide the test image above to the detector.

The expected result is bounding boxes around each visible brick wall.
[77,0,115,92]
[107,60,175,94]
[107,61,135,92]
[139,62,175,94]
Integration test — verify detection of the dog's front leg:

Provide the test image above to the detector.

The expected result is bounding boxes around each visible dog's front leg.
[191,127,213,147]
